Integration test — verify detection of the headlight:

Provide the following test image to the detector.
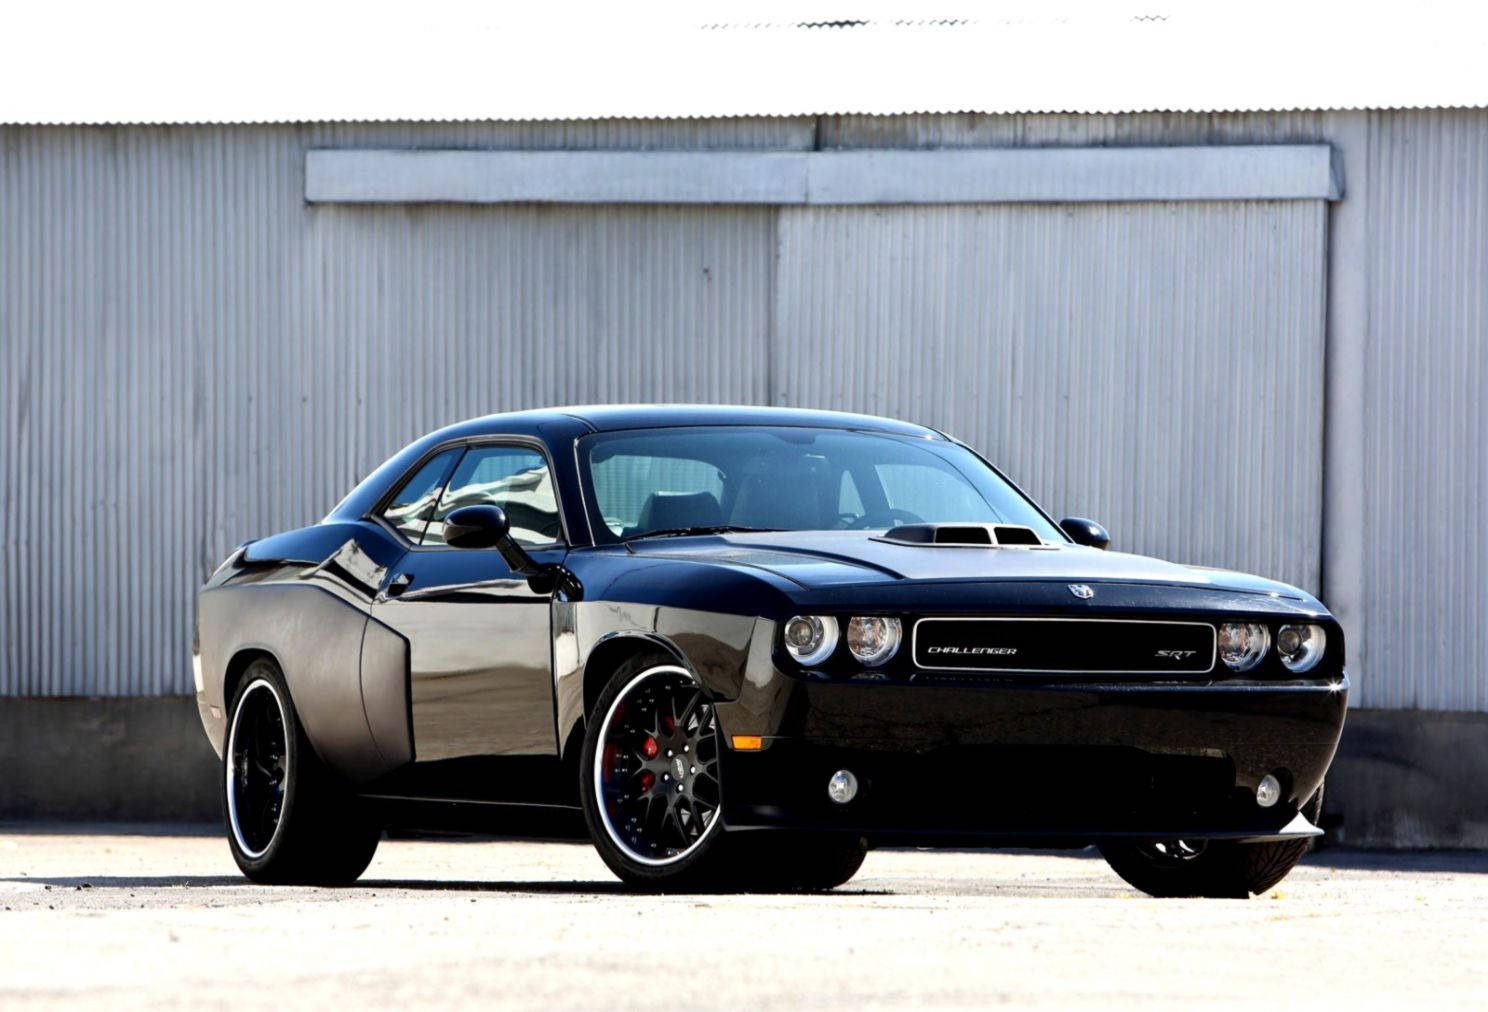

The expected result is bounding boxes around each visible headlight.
[1217,622,1270,672]
[783,615,838,666]
[1277,624,1326,672]
[846,616,902,667]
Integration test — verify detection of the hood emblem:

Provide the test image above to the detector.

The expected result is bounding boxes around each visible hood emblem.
[1068,584,1094,600]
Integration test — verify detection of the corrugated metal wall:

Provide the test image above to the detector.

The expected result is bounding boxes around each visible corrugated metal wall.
[0,122,799,695]
[1359,110,1488,710]
[773,201,1327,592]
[2,111,1484,709]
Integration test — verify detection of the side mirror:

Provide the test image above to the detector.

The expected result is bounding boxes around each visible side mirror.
[444,505,576,596]
[444,505,511,550]
[1059,517,1110,551]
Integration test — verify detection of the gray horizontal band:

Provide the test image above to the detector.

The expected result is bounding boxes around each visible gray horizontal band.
[306,145,1340,205]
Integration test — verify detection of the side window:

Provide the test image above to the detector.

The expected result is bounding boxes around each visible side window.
[380,449,461,543]
[425,445,563,547]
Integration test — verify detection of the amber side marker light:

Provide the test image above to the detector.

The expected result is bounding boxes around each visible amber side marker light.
[731,735,765,751]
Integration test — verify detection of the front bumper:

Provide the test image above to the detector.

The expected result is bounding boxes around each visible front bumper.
[712,672,1347,846]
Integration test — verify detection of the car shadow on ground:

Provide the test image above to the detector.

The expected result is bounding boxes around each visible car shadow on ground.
[363,879,894,896]
[1304,849,1488,874]
[0,874,892,896]
[0,875,249,889]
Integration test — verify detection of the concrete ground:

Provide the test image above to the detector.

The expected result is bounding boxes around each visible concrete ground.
[1,826,1484,1010]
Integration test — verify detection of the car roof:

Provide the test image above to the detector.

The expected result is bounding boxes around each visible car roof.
[467,404,945,438]
[326,405,946,525]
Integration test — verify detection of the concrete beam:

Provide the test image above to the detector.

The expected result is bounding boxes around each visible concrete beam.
[306,145,1340,205]
[1326,710,1488,848]
[0,698,218,821]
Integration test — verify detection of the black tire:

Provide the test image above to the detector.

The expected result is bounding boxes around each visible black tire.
[222,657,381,885]
[580,653,868,893]
[580,653,730,890]
[1099,784,1324,899]
[731,832,868,892]
[796,835,868,890]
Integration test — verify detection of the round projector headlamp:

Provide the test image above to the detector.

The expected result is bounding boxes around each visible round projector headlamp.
[1277,623,1326,673]
[846,616,902,667]
[1217,622,1270,672]
[783,615,838,666]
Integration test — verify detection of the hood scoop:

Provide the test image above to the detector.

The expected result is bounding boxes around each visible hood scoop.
[874,523,1055,549]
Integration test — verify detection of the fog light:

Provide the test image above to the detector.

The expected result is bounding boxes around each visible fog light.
[1256,774,1282,808]
[827,769,859,805]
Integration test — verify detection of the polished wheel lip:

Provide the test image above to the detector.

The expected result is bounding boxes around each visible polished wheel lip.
[226,677,289,860]
[593,664,723,868]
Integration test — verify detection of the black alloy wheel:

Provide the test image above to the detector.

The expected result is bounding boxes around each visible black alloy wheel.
[1136,839,1207,864]
[226,677,290,858]
[579,653,869,893]
[593,664,723,866]
[221,657,381,885]
[1099,784,1326,898]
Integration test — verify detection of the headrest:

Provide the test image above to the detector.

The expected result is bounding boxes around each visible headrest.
[637,490,724,532]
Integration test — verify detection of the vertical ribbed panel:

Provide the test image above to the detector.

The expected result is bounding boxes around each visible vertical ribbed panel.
[819,111,1329,149]
[773,201,1328,593]
[1360,110,1488,710]
[7,110,1483,713]
[0,121,791,696]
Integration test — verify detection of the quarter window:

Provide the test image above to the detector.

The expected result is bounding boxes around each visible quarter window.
[380,448,461,543]
[424,446,562,547]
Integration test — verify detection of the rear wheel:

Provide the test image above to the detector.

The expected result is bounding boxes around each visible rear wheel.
[223,658,381,885]
[1099,785,1324,898]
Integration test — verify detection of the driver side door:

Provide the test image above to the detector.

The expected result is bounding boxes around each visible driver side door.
[369,440,566,767]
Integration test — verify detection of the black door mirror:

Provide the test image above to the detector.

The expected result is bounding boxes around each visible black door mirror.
[444,503,565,585]
[1059,517,1110,551]
[442,504,582,598]
[444,504,511,549]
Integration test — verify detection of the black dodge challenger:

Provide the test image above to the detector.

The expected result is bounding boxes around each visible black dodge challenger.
[194,405,1347,896]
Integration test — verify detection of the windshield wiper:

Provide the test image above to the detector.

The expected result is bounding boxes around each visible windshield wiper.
[623,525,780,542]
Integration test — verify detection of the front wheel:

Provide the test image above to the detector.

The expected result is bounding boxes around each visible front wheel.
[223,658,381,885]
[580,657,728,889]
[1099,785,1324,898]
[579,654,866,892]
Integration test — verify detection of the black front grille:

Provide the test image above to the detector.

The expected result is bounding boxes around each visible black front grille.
[912,617,1216,674]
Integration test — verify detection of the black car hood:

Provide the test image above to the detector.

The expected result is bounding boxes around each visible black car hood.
[627,530,1309,600]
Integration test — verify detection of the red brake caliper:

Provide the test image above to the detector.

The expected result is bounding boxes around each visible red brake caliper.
[639,736,660,794]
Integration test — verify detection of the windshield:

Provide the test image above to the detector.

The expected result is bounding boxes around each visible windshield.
[578,426,1064,543]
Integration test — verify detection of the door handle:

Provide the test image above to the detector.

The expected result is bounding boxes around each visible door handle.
[386,572,414,597]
